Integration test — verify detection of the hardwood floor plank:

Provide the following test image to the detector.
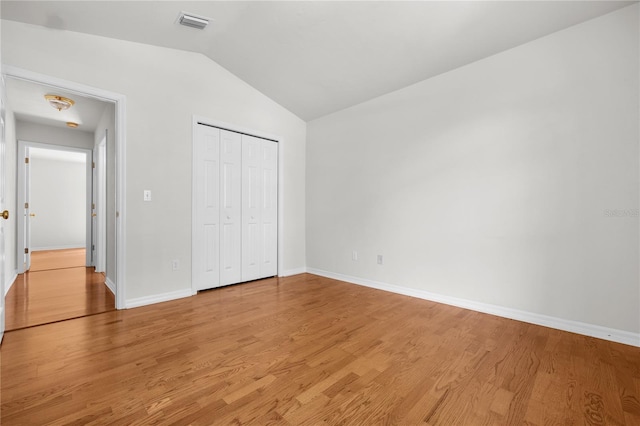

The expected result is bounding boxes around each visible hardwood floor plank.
[1,274,639,424]
[5,249,115,331]
[29,248,86,271]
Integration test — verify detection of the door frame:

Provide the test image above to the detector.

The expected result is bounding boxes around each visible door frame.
[3,66,127,309]
[17,142,93,271]
[191,115,284,295]
[93,133,107,273]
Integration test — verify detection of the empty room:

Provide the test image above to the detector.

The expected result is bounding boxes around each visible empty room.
[0,1,638,424]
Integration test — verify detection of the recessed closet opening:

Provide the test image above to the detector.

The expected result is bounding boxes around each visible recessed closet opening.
[191,117,282,293]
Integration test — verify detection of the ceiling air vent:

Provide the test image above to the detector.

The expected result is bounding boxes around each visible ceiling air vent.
[178,12,210,30]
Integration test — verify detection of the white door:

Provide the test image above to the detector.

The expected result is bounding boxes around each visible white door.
[193,122,278,291]
[193,124,221,291]
[241,135,278,281]
[16,143,31,273]
[219,130,242,286]
[261,140,278,278]
[92,149,97,266]
[241,135,261,281]
[0,75,6,341]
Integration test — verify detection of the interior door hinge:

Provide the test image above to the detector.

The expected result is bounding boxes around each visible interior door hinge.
[25,202,29,209]
[25,248,29,254]
[25,157,29,164]
[92,162,95,169]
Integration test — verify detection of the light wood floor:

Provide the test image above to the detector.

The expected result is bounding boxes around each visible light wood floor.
[29,248,86,272]
[4,249,115,331]
[1,274,639,425]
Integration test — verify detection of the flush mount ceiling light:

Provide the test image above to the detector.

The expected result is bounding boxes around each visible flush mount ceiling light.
[177,12,210,30]
[45,94,75,111]
[66,122,79,128]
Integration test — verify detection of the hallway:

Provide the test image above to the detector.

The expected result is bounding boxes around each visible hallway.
[4,249,115,331]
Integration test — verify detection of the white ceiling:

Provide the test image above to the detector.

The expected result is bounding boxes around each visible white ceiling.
[5,77,108,131]
[1,1,636,121]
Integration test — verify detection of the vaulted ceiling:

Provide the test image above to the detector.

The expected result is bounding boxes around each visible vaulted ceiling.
[1,1,636,122]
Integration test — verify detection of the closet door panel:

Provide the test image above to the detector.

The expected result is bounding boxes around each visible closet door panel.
[194,125,220,290]
[261,141,278,277]
[219,130,242,285]
[241,135,262,281]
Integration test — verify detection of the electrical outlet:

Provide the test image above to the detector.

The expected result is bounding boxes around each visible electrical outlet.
[352,251,358,261]
[377,255,383,265]
[172,259,180,271]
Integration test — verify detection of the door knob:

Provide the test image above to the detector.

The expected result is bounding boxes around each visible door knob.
[1,210,9,220]
[92,213,97,217]
[29,213,36,217]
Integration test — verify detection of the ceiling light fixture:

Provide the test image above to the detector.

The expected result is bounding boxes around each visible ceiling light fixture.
[177,12,210,30]
[45,94,75,111]
[66,122,79,128]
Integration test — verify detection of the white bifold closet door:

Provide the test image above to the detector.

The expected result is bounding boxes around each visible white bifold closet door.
[194,124,221,290]
[220,130,242,286]
[241,134,278,281]
[193,124,277,291]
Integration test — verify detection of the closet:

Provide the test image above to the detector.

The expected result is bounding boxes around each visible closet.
[193,123,278,291]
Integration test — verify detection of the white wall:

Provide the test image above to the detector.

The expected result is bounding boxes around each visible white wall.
[307,6,639,337]
[30,156,86,250]
[2,20,307,303]
[16,121,94,150]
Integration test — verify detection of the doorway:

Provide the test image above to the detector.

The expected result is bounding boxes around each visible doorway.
[1,66,126,336]
[17,143,94,273]
[7,138,113,330]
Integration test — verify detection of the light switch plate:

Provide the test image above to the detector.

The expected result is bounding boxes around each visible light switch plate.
[144,190,152,201]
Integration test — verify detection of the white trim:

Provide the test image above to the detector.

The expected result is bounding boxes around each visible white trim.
[3,65,128,310]
[277,134,284,281]
[191,115,283,294]
[4,270,17,297]
[94,135,107,273]
[307,268,640,348]
[125,288,192,309]
[280,267,306,277]
[105,276,116,295]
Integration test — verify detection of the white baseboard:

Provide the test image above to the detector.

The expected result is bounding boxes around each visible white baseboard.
[280,267,307,277]
[307,268,640,348]
[105,277,116,295]
[32,245,85,252]
[125,288,193,309]
[4,270,18,297]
